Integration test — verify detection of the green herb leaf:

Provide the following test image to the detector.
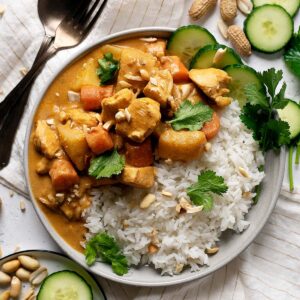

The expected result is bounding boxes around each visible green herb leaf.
[96,52,120,85]
[244,84,269,110]
[187,170,228,211]
[284,27,300,78]
[168,100,213,131]
[241,68,291,152]
[259,68,283,99]
[89,149,125,179]
[85,232,128,276]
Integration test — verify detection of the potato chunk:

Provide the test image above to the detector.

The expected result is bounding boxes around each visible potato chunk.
[101,88,134,123]
[158,129,207,161]
[57,124,89,170]
[189,68,232,107]
[144,40,166,58]
[116,48,157,92]
[33,120,61,158]
[143,70,173,107]
[120,165,155,188]
[65,108,99,127]
[72,58,99,91]
[116,98,161,143]
[49,159,79,191]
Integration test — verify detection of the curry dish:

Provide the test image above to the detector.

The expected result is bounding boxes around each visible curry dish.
[29,37,232,252]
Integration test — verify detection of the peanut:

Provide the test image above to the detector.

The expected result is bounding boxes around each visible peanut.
[220,0,237,22]
[0,291,10,300]
[140,194,156,209]
[16,268,31,281]
[237,0,252,15]
[213,48,227,65]
[206,247,219,254]
[18,255,40,271]
[10,276,21,298]
[227,25,251,56]
[0,271,11,286]
[217,18,229,39]
[1,260,20,273]
[148,243,159,254]
[189,0,217,20]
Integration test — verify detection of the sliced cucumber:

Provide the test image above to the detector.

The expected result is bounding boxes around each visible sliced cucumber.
[277,100,300,139]
[244,5,294,53]
[224,64,263,107]
[252,0,300,16]
[190,44,242,70]
[167,25,217,67]
[37,270,93,300]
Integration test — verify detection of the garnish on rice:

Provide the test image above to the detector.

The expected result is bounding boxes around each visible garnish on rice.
[187,170,228,211]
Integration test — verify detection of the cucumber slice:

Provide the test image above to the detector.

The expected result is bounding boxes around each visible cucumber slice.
[167,25,217,67]
[190,44,242,70]
[277,100,300,139]
[252,0,300,17]
[37,270,93,300]
[244,5,294,53]
[224,64,263,107]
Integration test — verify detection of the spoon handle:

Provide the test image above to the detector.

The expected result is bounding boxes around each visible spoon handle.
[0,43,57,169]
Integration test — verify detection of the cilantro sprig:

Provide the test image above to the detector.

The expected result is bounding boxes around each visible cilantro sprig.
[284,26,300,78]
[97,52,119,85]
[88,149,125,179]
[85,232,128,276]
[187,170,228,211]
[168,100,213,131]
[240,68,290,152]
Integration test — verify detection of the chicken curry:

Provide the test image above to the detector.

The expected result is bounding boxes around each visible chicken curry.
[28,37,232,252]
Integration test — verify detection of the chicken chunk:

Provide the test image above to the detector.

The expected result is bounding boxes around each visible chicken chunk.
[33,120,61,159]
[144,40,166,58]
[49,159,79,191]
[65,108,99,127]
[116,98,161,143]
[60,194,91,220]
[116,48,157,92]
[170,83,205,114]
[189,68,232,107]
[158,129,207,161]
[120,165,155,188]
[101,88,134,123]
[57,123,89,171]
[143,70,173,107]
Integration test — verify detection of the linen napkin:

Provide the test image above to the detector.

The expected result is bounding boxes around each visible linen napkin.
[1,1,300,299]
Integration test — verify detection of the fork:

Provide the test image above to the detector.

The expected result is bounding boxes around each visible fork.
[0,0,108,169]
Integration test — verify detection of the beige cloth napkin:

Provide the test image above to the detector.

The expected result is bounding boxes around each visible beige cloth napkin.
[1,0,300,299]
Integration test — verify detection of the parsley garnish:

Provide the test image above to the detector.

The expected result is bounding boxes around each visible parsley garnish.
[96,52,119,85]
[167,100,213,131]
[240,68,290,152]
[284,27,300,78]
[88,149,125,179]
[187,170,228,211]
[85,232,128,276]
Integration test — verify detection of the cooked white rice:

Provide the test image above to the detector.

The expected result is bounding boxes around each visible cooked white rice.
[83,101,265,275]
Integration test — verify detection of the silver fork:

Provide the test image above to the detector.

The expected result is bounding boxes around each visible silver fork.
[0,0,108,169]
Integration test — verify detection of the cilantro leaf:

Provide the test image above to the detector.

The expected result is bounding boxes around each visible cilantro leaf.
[244,84,269,110]
[187,170,228,211]
[272,83,289,109]
[284,27,300,78]
[89,149,125,179]
[96,52,119,85]
[85,232,128,276]
[168,100,213,131]
[259,68,283,99]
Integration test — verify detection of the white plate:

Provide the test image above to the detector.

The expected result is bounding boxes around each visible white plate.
[24,27,286,286]
[0,250,106,299]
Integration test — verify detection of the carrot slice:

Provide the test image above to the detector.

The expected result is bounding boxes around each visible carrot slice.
[80,85,113,110]
[162,56,190,83]
[125,138,153,167]
[85,126,114,155]
[201,112,220,140]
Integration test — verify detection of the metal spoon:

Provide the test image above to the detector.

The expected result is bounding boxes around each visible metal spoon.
[0,0,78,120]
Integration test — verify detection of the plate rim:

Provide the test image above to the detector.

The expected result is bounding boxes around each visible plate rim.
[24,26,286,286]
[0,249,107,299]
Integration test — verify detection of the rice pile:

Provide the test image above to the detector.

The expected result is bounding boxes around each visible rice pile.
[83,101,265,275]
